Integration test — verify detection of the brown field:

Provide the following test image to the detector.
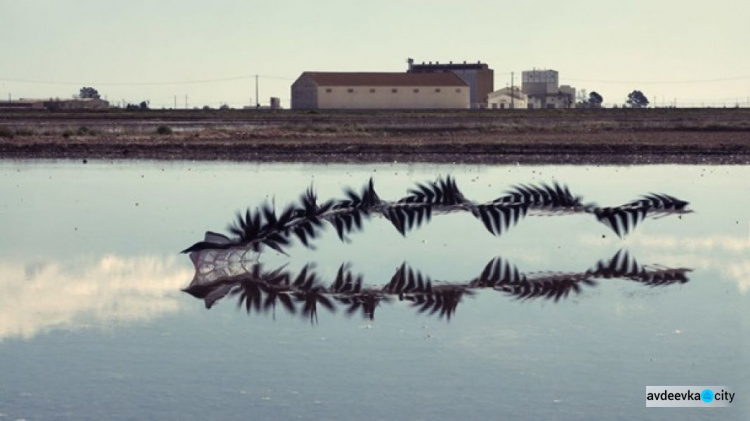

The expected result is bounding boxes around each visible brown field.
[1,108,749,164]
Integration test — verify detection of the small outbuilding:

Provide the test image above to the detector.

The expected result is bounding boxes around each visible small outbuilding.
[0,98,110,111]
[45,98,110,110]
[0,99,46,110]
[488,87,528,109]
[291,72,470,110]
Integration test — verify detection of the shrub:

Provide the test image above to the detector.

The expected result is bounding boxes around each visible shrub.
[156,125,173,135]
[76,126,96,136]
[12,128,34,136]
[0,126,14,138]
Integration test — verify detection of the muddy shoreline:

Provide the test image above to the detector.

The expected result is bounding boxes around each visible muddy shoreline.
[1,109,749,164]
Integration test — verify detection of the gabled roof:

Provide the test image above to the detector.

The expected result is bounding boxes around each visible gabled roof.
[409,62,489,71]
[489,87,528,100]
[299,72,468,87]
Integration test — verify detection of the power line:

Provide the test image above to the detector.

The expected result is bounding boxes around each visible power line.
[565,75,750,85]
[0,74,295,86]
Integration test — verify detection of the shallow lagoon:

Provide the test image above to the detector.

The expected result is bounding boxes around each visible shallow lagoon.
[0,160,748,420]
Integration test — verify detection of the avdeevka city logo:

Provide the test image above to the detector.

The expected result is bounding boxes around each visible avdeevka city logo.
[646,386,734,407]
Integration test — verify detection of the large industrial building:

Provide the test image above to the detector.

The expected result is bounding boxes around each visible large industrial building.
[291,72,469,110]
[407,59,494,108]
[521,69,576,109]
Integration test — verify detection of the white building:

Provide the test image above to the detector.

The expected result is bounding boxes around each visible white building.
[487,87,528,109]
[291,72,470,110]
[522,69,575,109]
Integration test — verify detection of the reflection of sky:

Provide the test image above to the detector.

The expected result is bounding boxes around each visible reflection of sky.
[0,255,191,341]
[0,160,748,420]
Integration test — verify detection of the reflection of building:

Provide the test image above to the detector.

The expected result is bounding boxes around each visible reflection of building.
[521,69,575,109]
[291,72,469,110]
[407,59,494,108]
[488,87,528,109]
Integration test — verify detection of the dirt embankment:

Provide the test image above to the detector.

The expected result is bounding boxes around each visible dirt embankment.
[1,108,749,164]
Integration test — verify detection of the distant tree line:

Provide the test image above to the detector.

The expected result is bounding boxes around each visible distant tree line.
[126,101,150,111]
[576,90,651,109]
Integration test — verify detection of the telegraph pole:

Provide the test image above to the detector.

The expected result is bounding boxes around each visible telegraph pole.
[510,72,515,109]
[174,95,177,109]
[255,74,260,108]
[185,95,188,109]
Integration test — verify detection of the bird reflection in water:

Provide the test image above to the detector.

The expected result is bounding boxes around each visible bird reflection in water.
[183,251,691,323]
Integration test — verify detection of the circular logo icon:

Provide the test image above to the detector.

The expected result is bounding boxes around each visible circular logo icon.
[701,389,714,403]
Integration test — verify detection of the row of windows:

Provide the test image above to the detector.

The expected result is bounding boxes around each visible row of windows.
[325,88,462,94]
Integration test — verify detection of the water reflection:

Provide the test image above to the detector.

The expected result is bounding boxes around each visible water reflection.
[579,234,750,294]
[1,161,747,420]
[183,250,692,323]
[0,255,190,341]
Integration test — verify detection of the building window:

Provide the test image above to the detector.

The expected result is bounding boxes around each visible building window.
[325,88,332,93]
[455,88,462,93]
[369,88,376,93]
[347,88,354,93]
[413,88,420,93]
[392,88,398,93]
[435,88,441,93]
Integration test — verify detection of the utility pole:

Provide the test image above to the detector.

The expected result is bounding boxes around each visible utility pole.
[255,74,260,108]
[174,95,177,109]
[510,72,515,109]
[185,95,188,109]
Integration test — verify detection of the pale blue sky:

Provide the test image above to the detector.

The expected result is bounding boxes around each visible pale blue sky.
[1,0,748,108]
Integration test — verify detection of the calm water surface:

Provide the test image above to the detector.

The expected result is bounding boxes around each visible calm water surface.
[0,160,748,420]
